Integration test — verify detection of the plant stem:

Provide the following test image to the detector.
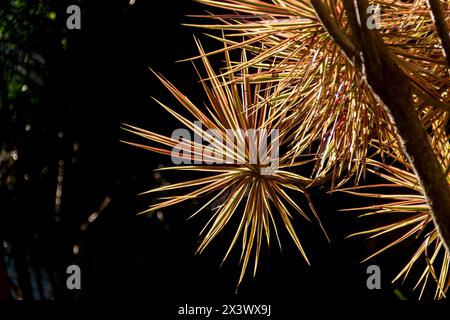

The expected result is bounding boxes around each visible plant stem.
[427,0,450,69]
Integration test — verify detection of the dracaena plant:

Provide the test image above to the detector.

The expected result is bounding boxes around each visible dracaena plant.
[123,42,329,285]
[125,0,450,298]
[343,158,450,299]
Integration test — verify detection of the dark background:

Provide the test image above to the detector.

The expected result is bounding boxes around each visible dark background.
[0,0,418,309]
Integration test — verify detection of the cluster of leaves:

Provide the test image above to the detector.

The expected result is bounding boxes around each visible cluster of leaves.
[125,0,450,298]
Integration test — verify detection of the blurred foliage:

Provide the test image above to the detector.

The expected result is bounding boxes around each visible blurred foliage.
[0,0,52,108]
[127,0,450,299]
[0,0,55,188]
[0,0,65,300]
